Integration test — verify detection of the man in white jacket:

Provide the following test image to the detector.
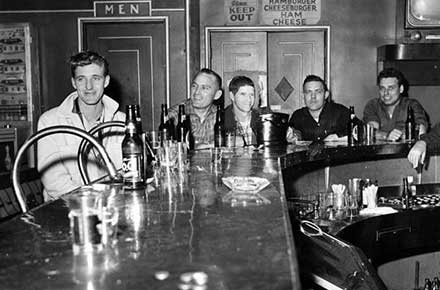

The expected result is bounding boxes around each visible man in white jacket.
[37,51,125,200]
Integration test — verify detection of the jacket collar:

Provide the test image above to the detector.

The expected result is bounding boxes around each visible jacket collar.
[57,91,120,122]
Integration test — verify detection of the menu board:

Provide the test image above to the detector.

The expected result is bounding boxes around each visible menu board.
[0,25,28,121]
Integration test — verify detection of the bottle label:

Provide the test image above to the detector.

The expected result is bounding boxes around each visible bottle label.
[122,154,142,181]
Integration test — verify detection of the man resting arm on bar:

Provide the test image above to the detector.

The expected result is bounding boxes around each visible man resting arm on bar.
[408,123,440,168]
[363,68,428,142]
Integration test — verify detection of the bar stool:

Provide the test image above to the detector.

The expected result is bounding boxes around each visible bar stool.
[77,120,125,185]
[12,125,119,213]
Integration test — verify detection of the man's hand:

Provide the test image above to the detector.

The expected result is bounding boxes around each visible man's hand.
[286,127,301,143]
[323,134,340,142]
[387,129,403,142]
[408,140,427,168]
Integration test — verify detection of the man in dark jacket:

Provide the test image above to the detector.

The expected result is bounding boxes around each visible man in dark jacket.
[287,75,351,142]
[223,75,259,147]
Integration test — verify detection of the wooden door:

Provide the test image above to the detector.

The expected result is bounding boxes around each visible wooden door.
[268,31,325,113]
[210,31,267,108]
[79,17,169,130]
[207,28,327,115]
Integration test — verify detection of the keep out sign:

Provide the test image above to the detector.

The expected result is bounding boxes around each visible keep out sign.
[225,0,321,26]
[225,0,259,25]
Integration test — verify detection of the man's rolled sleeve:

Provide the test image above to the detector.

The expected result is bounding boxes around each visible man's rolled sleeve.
[363,99,380,125]
[410,99,429,129]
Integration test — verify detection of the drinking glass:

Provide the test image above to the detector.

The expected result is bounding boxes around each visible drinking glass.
[345,194,358,219]
[145,130,161,156]
[333,190,346,220]
[316,192,329,219]
[66,186,119,254]
[158,140,178,167]
[225,130,236,149]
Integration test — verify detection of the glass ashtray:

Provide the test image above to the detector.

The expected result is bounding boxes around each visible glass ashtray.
[222,191,271,207]
[222,176,270,194]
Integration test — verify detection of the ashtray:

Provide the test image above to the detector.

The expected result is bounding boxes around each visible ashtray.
[222,191,271,207]
[222,176,270,194]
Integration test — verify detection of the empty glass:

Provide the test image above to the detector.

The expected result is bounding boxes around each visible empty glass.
[225,130,236,149]
[66,186,119,253]
[158,140,178,167]
[145,130,161,157]
[345,194,359,218]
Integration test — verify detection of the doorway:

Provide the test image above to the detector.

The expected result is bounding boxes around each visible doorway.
[78,17,170,130]
[206,26,330,114]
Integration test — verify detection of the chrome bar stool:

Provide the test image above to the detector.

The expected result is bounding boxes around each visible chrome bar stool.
[12,125,119,213]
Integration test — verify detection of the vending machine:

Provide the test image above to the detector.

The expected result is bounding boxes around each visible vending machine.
[0,23,38,169]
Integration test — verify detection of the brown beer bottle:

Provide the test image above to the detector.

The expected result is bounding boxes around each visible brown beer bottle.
[158,104,175,141]
[176,104,187,143]
[347,106,356,146]
[402,177,411,209]
[405,106,415,141]
[133,104,154,181]
[122,105,145,189]
[158,104,168,143]
[214,104,225,147]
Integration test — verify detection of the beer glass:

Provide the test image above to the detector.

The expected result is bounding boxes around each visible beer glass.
[66,186,119,254]
[345,194,358,218]
[145,130,161,157]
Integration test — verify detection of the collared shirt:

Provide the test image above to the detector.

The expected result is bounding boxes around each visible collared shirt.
[288,101,351,141]
[168,99,218,146]
[223,104,259,146]
[72,97,105,132]
[363,97,428,134]
[37,92,125,200]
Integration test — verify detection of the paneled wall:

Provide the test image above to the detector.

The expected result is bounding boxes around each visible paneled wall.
[0,0,192,118]
[200,0,397,120]
[2,1,439,127]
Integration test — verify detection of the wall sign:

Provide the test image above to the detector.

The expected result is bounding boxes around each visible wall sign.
[94,1,151,17]
[225,0,259,25]
[261,0,321,25]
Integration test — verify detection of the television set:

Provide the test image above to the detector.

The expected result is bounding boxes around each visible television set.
[407,0,440,28]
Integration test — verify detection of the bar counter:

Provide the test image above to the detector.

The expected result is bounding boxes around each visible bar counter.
[0,148,300,290]
[0,140,432,290]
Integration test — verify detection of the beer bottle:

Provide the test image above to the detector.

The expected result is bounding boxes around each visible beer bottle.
[134,104,154,181]
[122,105,145,189]
[176,104,187,143]
[214,104,225,147]
[405,105,415,141]
[402,177,411,209]
[186,115,195,150]
[133,104,143,134]
[158,104,175,141]
[158,104,168,142]
[347,106,356,146]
